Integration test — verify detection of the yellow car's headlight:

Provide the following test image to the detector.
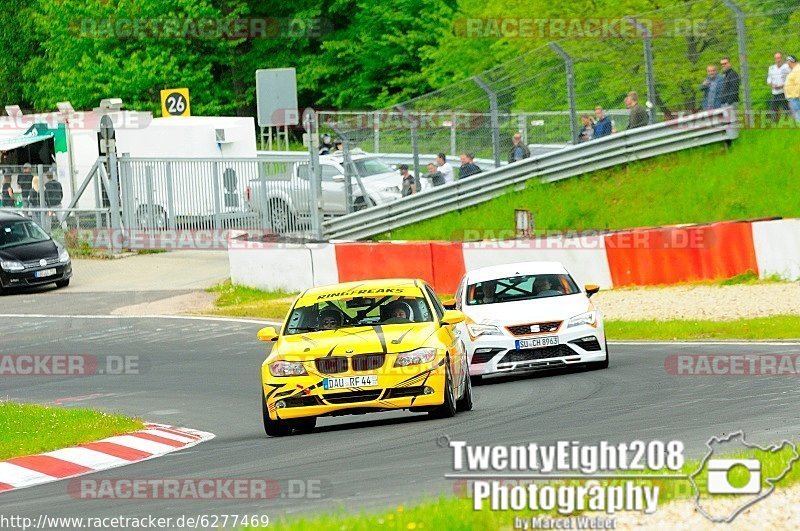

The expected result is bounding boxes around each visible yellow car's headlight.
[269,360,308,377]
[394,348,437,367]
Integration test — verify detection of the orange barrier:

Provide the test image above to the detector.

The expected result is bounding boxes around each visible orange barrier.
[333,242,465,293]
[604,221,759,286]
[430,242,467,295]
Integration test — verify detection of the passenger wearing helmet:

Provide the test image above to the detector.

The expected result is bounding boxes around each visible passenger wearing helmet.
[318,308,342,330]
[384,300,414,324]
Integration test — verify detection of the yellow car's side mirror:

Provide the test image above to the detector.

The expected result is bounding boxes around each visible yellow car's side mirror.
[441,309,466,326]
[585,284,600,298]
[257,326,279,342]
[441,298,457,310]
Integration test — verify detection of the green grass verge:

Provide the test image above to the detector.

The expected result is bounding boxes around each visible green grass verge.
[380,128,800,241]
[0,402,143,460]
[607,315,800,341]
[256,444,800,530]
[205,280,297,320]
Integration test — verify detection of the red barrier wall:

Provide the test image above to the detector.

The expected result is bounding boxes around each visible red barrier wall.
[604,221,759,286]
[334,242,466,293]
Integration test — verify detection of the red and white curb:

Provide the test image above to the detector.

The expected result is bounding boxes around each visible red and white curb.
[0,423,214,494]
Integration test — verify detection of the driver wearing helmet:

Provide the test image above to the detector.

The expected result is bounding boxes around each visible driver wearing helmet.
[318,308,342,330]
[385,300,414,323]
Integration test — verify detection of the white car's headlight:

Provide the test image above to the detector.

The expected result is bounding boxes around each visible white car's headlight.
[0,260,25,272]
[382,186,401,194]
[394,347,437,367]
[567,311,597,328]
[58,248,70,263]
[466,323,503,337]
[269,360,308,377]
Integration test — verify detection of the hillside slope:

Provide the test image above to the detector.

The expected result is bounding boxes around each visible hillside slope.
[381,128,799,240]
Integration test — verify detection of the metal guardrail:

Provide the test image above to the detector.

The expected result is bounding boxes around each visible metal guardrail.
[322,109,736,240]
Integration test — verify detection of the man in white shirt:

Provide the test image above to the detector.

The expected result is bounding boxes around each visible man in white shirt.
[436,153,454,184]
[767,51,791,122]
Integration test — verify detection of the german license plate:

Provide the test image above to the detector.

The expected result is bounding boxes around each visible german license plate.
[516,336,559,349]
[35,268,57,278]
[323,375,378,390]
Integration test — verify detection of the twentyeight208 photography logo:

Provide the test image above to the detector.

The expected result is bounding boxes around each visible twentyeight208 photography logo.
[690,431,799,523]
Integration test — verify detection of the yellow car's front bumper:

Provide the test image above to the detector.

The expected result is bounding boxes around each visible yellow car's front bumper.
[262,357,448,420]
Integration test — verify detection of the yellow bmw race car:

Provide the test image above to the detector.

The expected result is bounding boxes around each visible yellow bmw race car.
[258,279,472,436]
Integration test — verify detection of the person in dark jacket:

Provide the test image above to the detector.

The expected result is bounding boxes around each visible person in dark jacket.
[719,57,741,106]
[625,91,649,129]
[508,133,530,163]
[399,164,416,197]
[458,153,481,178]
[44,173,63,207]
[593,106,613,138]
[422,162,445,187]
[1,175,15,207]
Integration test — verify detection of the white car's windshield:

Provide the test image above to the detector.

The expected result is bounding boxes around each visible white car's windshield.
[285,295,433,334]
[466,274,580,305]
[354,158,393,177]
[0,219,51,250]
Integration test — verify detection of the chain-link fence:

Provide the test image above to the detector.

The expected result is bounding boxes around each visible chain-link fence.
[325,0,798,174]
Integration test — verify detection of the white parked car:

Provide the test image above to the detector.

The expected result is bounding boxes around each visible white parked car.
[447,261,608,382]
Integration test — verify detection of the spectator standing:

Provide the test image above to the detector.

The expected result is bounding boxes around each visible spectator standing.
[593,106,612,138]
[1,175,14,207]
[399,164,416,197]
[423,162,445,187]
[699,64,723,110]
[767,52,791,121]
[44,173,63,207]
[507,133,530,163]
[16,163,33,208]
[785,55,800,121]
[436,153,454,184]
[458,153,481,178]
[625,91,648,129]
[578,115,595,142]
[319,133,333,155]
[719,57,741,106]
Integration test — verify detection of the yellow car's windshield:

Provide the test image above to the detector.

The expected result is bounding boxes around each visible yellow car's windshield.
[285,293,434,335]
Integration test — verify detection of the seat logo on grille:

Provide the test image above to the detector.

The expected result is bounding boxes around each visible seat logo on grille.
[530,324,540,333]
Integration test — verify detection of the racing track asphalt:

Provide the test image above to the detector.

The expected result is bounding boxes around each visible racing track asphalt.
[1,314,799,524]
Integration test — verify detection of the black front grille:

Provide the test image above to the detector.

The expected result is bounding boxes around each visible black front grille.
[506,321,562,336]
[385,386,425,399]
[22,257,59,269]
[569,337,602,351]
[471,349,503,365]
[323,390,382,404]
[500,345,574,364]
[352,354,385,371]
[315,357,348,374]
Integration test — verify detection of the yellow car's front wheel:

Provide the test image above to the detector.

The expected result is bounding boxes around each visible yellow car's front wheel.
[262,392,317,437]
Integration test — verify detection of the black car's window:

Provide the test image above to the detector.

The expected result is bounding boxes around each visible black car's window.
[0,219,50,250]
[466,274,580,305]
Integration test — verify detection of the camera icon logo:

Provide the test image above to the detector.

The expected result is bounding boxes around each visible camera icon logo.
[706,458,761,495]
